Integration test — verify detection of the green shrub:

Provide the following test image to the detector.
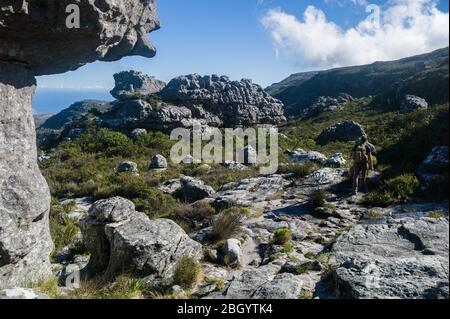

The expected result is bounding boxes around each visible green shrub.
[384,174,420,199]
[173,257,201,289]
[309,189,327,208]
[77,128,137,157]
[171,201,215,232]
[210,210,243,242]
[49,204,79,254]
[272,228,292,245]
[365,174,420,207]
[278,162,317,179]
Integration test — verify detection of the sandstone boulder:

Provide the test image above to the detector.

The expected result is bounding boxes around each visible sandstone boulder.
[80,197,203,283]
[149,154,168,169]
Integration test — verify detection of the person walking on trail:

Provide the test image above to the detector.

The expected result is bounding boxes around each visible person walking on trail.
[351,135,376,195]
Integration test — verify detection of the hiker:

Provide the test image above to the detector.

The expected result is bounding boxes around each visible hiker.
[351,135,375,195]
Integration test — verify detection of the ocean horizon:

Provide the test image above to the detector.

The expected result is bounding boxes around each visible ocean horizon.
[32,88,114,115]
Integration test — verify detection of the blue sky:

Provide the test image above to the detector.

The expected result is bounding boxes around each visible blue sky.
[37,0,449,90]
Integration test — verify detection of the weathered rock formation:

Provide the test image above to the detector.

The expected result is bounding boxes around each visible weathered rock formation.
[111,70,166,100]
[0,0,160,288]
[401,95,429,113]
[160,74,286,126]
[80,197,202,283]
[317,120,365,145]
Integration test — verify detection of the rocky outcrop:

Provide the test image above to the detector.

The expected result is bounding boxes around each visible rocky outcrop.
[80,197,202,283]
[178,176,216,203]
[288,149,328,165]
[110,70,166,100]
[317,120,365,145]
[401,95,429,113]
[419,146,449,178]
[160,74,286,126]
[0,288,49,300]
[0,65,53,288]
[332,217,449,299]
[40,100,112,130]
[0,1,160,76]
[307,93,354,114]
[101,99,194,132]
[0,0,160,288]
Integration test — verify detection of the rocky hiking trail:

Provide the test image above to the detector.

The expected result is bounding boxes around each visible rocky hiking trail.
[49,166,449,300]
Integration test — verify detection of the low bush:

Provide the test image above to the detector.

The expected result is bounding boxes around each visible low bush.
[173,257,201,289]
[171,201,215,232]
[277,162,318,179]
[272,228,292,245]
[49,203,79,254]
[309,189,327,208]
[210,209,243,242]
[365,173,420,207]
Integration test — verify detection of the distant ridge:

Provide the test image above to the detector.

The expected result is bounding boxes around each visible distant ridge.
[267,47,449,116]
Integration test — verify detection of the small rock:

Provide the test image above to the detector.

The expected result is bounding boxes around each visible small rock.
[220,239,242,267]
[401,95,428,112]
[0,288,49,300]
[326,153,347,167]
[149,154,168,169]
[131,128,147,138]
[117,161,139,174]
[179,176,215,202]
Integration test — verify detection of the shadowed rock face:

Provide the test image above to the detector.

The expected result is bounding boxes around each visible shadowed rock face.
[0,0,160,75]
[0,0,160,288]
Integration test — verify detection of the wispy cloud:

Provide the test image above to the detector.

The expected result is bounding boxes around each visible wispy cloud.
[262,0,449,70]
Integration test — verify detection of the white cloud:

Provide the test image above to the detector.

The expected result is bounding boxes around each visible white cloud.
[262,0,449,69]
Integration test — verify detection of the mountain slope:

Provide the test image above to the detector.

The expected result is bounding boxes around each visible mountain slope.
[40,100,112,129]
[267,47,449,116]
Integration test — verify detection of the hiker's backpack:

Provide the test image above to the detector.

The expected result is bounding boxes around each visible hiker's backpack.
[353,143,369,165]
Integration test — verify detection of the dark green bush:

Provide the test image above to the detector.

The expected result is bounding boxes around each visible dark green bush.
[173,257,201,289]
[272,228,292,245]
[278,162,318,179]
[309,189,327,208]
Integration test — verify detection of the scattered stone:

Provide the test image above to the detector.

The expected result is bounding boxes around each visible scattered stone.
[419,146,449,179]
[326,153,347,167]
[401,95,428,112]
[117,161,139,174]
[317,120,365,145]
[178,177,216,202]
[219,239,243,267]
[288,148,327,164]
[0,288,49,300]
[223,161,247,170]
[131,128,147,138]
[149,154,168,169]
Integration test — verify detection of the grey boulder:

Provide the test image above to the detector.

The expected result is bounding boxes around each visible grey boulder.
[317,120,365,145]
[149,154,168,169]
[178,176,215,202]
[110,70,166,100]
[80,197,203,283]
[401,95,429,112]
